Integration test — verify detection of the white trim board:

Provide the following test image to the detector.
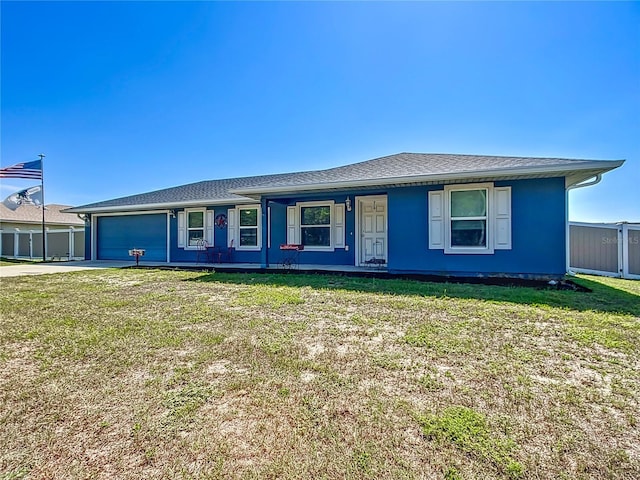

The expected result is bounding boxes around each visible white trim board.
[65,198,260,214]
[569,221,622,229]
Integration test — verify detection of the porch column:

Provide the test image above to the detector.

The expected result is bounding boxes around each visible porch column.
[166,212,171,263]
[91,215,97,261]
[261,198,268,268]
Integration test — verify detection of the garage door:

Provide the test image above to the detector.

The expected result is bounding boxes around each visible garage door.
[97,214,167,261]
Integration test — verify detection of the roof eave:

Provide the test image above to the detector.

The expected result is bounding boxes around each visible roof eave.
[0,221,84,227]
[64,196,257,214]
[230,160,625,196]
[563,162,624,187]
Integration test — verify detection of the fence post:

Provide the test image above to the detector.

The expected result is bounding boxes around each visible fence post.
[617,224,624,278]
[69,228,75,261]
[621,223,628,279]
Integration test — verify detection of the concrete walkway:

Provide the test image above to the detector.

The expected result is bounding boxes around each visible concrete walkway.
[0,260,130,278]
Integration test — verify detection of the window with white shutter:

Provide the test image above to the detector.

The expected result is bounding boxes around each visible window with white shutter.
[286,200,342,251]
[179,208,209,250]
[428,183,512,254]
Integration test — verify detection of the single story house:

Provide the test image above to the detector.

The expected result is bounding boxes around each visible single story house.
[66,153,623,279]
[1,203,85,260]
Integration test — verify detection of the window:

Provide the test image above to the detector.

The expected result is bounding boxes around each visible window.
[187,210,205,247]
[450,189,487,248]
[428,183,512,254]
[238,207,258,247]
[286,201,345,251]
[301,204,331,247]
[178,208,213,250]
[228,205,261,251]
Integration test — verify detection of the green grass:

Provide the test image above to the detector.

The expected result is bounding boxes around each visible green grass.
[0,270,638,479]
[0,257,39,267]
[418,406,523,478]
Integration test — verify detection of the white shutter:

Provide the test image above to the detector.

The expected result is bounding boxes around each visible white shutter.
[205,210,214,245]
[177,211,186,248]
[287,206,299,244]
[227,208,237,248]
[494,186,512,250]
[428,190,445,249]
[334,203,346,248]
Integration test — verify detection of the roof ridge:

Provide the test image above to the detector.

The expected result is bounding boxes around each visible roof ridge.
[67,152,624,212]
[397,152,618,162]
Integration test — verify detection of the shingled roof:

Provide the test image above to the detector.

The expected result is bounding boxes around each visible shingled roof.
[66,152,624,213]
[0,204,85,226]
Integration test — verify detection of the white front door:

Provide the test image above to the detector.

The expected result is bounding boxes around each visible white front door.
[358,196,388,266]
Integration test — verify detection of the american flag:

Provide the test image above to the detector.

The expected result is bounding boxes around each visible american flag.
[0,160,43,180]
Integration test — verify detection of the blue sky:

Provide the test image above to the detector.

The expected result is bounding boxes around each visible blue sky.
[2,1,638,222]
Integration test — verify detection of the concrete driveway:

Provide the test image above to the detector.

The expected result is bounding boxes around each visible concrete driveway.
[0,260,131,278]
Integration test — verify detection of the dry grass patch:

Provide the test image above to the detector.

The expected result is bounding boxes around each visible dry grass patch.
[0,269,638,479]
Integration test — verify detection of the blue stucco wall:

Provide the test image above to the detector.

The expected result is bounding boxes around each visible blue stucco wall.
[265,192,363,266]
[97,214,167,261]
[386,177,566,276]
[91,177,566,276]
[168,205,264,264]
[168,196,361,266]
[261,178,566,275]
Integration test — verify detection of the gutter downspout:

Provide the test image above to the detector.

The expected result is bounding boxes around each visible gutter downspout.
[565,174,602,274]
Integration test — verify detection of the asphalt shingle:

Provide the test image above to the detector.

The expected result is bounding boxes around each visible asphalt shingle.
[1,204,85,226]
[67,152,621,212]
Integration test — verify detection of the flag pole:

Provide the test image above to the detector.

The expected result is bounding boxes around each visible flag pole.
[39,154,46,262]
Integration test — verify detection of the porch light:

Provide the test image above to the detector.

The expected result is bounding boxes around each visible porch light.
[345,197,352,212]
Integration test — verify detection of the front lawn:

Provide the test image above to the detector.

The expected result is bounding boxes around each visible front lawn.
[0,270,638,479]
[0,257,39,267]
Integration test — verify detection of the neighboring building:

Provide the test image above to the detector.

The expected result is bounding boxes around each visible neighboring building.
[0,203,85,259]
[66,152,623,279]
